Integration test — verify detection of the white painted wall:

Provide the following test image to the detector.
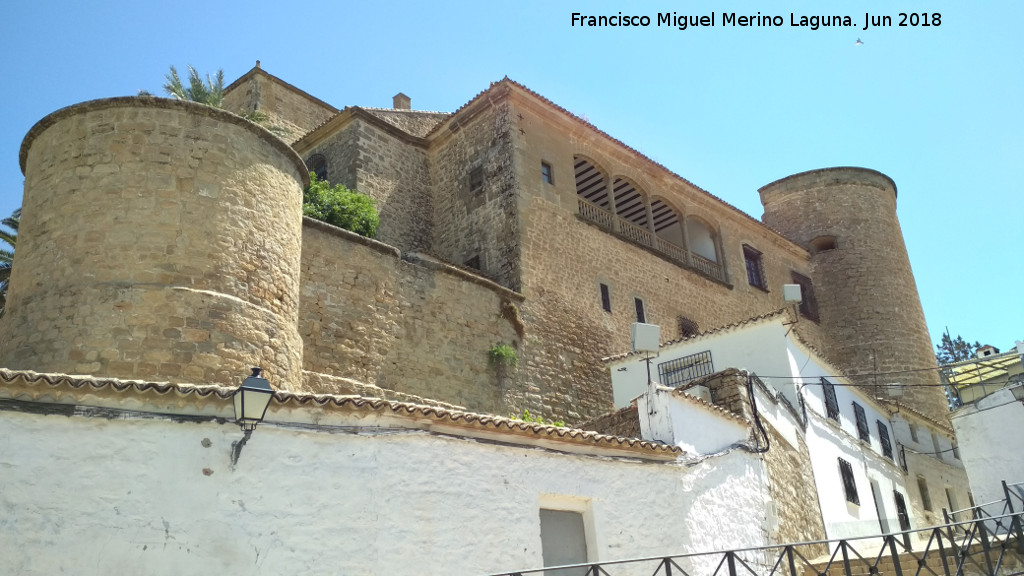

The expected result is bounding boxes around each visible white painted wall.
[952,386,1024,510]
[0,405,771,576]
[638,387,750,454]
[610,321,793,409]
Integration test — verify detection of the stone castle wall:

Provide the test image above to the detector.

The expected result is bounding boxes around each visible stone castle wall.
[223,70,336,143]
[1,98,307,389]
[300,115,434,252]
[429,94,522,291]
[298,218,524,411]
[759,168,950,424]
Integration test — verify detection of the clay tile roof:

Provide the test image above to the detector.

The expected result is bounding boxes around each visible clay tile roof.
[603,308,791,363]
[0,369,681,458]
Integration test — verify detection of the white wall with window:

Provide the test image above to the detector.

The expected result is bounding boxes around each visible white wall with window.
[951,385,1024,516]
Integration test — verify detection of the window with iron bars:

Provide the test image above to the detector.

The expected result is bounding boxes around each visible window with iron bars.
[657,350,714,388]
[877,420,893,460]
[853,402,870,443]
[822,378,840,421]
[839,458,860,505]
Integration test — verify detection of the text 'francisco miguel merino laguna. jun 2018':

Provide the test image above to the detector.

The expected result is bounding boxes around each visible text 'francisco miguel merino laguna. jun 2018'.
[570,11,942,31]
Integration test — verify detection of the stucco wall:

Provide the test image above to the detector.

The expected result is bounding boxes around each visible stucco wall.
[298,219,524,410]
[951,390,1024,516]
[0,402,770,576]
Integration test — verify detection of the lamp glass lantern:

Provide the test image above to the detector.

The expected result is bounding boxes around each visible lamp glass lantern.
[233,367,274,432]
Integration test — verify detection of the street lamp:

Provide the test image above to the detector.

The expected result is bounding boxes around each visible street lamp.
[233,367,274,432]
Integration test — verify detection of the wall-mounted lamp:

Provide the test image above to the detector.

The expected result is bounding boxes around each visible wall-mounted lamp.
[233,367,274,432]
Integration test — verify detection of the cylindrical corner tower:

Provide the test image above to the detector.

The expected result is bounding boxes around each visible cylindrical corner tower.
[759,167,948,422]
[0,97,308,390]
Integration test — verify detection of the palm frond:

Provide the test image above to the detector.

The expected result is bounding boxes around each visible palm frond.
[163,65,188,100]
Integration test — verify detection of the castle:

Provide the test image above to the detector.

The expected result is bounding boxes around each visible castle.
[0,63,978,572]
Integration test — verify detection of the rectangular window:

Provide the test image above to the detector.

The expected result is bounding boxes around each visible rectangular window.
[822,378,840,421]
[931,432,943,461]
[469,166,483,195]
[853,402,870,443]
[945,487,959,516]
[909,423,919,443]
[658,350,715,388]
[839,458,860,505]
[634,298,646,323]
[918,476,933,511]
[877,420,894,460]
[541,161,553,184]
[599,283,611,313]
[540,509,588,576]
[743,245,767,290]
[894,491,911,531]
[791,272,819,321]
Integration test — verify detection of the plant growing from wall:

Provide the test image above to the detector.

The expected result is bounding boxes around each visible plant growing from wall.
[510,409,565,428]
[488,343,518,368]
[303,173,379,238]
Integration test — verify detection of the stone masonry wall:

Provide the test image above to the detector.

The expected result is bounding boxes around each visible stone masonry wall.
[1,98,306,390]
[762,426,829,550]
[759,169,950,424]
[299,218,523,410]
[507,94,820,422]
[223,71,336,143]
[301,116,433,252]
[364,109,449,138]
[429,95,522,291]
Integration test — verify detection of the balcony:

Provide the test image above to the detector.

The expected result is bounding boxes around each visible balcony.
[577,198,726,283]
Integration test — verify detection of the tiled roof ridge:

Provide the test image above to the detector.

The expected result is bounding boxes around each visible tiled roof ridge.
[224,65,339,114]
[0,368,680,456]
[423,77,808,254]
[360,107,451,115]
[603,308,791,362]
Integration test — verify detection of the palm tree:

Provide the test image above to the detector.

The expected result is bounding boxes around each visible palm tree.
[162,65,225,107]
[0,207,20,316]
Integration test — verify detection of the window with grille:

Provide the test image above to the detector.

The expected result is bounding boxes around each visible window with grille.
[634,298,646,323]
[541,161,553,184]
[305,153,328,182]
[822,378,840,421]
[791,272,819,321]
[743,245,767,290]
[677,316,699,339]
[877,420,893,460]
[658,350,714,388]
[469,166,484,195]
[839,458,860,505]
[853,402,870,443]
[599,283,611,313]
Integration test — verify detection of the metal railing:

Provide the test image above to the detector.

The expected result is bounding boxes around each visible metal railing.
[658,350,715,389]
[491,482,1024,576]
[577,198,726,283]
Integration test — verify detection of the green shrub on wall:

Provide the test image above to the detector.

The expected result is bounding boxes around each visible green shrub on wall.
[303,173,379,238]
[488,343,518,368]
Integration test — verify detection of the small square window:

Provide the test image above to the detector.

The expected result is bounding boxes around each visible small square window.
[677,316,699,339]
[469,166,483,195]
[839,458,860,505]
[634,298,646,323]
[599,283,611,313]
[743,245,767,290]
[541,161,553,185]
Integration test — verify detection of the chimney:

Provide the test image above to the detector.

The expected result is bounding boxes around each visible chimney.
[393,93,411,110]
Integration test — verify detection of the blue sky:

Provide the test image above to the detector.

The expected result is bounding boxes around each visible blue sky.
[1,0,1021,353]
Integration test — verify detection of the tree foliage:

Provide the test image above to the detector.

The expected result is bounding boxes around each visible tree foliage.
[0,207,21,316]
[935,333,981,365]
[162,65,225,107]
[302,173,379,238]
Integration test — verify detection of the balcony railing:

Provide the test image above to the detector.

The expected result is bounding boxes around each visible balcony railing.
[577,198,726,283]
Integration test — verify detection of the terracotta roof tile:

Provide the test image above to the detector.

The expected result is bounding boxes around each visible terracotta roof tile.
[0,369,680,457]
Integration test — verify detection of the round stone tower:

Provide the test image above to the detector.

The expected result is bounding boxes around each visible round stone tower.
[0,97,308,390]
[759,167,948,422]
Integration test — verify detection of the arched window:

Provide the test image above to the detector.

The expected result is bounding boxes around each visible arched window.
[611,178,649,229]
[305,154,328,182]
[573,156,609,208]
[651,198,683,246]
[685,217,718,263]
